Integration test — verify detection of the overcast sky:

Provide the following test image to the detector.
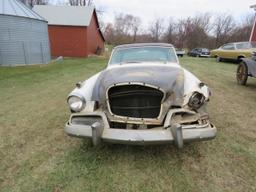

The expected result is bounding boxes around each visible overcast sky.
[52,0,256,27]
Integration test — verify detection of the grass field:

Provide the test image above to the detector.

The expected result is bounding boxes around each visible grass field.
[1,56,256,192]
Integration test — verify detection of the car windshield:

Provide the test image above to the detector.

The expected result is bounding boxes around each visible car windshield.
[236,42,256,49]
[201,48,209,52]
[109,46,177,65]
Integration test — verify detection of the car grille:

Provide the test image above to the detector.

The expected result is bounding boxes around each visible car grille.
[108,85,164,118]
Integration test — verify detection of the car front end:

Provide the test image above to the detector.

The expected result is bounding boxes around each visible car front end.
[175,48,186,57]
[65,43,216,148]
[199,49,211,57]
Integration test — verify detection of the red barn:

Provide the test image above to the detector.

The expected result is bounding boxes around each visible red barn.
[33,5,105,57]
[250,5,256,42]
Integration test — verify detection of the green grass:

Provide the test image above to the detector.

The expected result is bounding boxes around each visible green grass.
[0,56,256,192]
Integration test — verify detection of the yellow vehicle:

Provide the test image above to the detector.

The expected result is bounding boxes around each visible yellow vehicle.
[210,42,256,62]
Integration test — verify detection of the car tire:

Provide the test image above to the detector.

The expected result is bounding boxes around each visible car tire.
[236,62,248,85]
[216,56,222,62]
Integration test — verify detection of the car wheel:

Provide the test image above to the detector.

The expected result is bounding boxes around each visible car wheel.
[236,62,248,85]
[216,56,222,62]
[196,54,200,58]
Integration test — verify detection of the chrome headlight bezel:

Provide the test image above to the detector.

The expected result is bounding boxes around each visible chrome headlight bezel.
[67,94,86,112]
[188,92,205,109]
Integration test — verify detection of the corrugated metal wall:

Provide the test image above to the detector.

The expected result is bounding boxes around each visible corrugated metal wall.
[0,15,51,66]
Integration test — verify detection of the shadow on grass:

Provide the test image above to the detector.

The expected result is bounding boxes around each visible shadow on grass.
[220,60,239,65]
[78,139,204,162]
[243,81,256,90]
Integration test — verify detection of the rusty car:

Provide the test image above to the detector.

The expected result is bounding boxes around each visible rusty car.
[237,51,256,85]
[65,43,216,148]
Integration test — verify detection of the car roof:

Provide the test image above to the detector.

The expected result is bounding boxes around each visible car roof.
[114,43,174,49]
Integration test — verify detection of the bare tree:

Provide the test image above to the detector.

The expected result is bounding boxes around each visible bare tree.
[103,23,115,44]
[188,14,212,49]
[114,14,131,36]
[103,11,252,49]
[213,14,236,47]
[245,13,255,27]
[229,13,255,42]
[162,13,214,49]
[69,0,93,6]
[104,13,142,45]
[164,18,176,45]
[18,0,48,7]
[149,18,164,42]
[175,17,193,48]
[117,14,141,42]
[131,16,141,42]
[193,13,212,33]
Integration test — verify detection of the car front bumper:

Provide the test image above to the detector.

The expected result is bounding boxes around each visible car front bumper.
[64,111,217,148]
[200,54,210,57]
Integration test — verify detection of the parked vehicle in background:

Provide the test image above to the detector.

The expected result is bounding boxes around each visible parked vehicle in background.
[236,51,256,85]
[211,42,256,63]
[176,48,185,57]
[187,48,210,57]
[65,43,216,149]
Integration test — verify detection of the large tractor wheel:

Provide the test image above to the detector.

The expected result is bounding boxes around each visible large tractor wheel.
[236,62,248,85]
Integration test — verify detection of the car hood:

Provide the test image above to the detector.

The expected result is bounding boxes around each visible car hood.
[92,63,185,106]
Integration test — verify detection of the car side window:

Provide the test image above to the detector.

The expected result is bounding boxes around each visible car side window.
[221,44,235,50]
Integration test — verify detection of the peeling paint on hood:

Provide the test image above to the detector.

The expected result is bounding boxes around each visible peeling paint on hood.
[92,63,185,106]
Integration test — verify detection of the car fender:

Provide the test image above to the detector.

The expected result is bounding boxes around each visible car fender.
[241,58,256,76]
[183,69,210,106]
[68,72,102,101]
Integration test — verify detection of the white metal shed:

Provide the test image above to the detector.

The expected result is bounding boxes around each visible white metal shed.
[0,0,51,66]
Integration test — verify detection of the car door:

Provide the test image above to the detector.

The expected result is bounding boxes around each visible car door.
[195,48,201,56]
[219,43,236,59]
[193,48,199,56]
[189,49,194,56]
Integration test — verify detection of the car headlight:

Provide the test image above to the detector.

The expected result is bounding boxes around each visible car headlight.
[67,95,85,112]
[188,92,205,109]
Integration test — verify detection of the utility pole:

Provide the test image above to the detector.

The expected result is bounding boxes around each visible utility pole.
[249,5,256,42]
